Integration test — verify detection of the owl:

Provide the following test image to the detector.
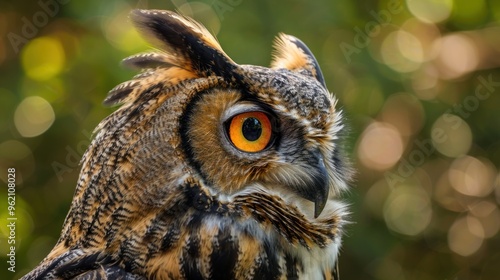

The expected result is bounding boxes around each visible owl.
[22,9,352,280]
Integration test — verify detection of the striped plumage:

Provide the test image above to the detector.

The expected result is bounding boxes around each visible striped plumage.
[22,9,352,280]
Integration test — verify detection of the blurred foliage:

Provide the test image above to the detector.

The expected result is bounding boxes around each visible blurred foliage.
[1,0,500,279]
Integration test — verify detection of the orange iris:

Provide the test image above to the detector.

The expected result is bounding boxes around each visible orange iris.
[228,111,272,153]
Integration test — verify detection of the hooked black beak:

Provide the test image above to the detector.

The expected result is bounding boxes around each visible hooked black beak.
[312,154,329,218]
[296,152,329,218]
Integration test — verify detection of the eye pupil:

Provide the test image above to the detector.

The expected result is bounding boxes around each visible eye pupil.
[242,117,262,141]
[228,111,272,153]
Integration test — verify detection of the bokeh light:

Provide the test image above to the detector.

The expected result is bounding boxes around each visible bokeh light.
[431,114,472,158]
[432,34,479,79]
[470,201,500,238]
[384,185,432,236]
[358,122,404,170]
[449,156,496,197]
[14,96,55,138]
[406,0,453,23]
[21,37,65,81]
[381,30,422,73]
[448,215,484,256]
[400,18,441,62]
[396,30,424,64]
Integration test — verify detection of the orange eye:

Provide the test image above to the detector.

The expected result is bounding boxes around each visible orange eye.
[228,111,272,153]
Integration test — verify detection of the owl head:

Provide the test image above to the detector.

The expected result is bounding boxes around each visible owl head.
[98,9,352,220]
[98,10,351,220]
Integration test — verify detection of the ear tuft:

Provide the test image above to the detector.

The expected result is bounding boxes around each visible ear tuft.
[130,9,237,78]
[271,33,327,89]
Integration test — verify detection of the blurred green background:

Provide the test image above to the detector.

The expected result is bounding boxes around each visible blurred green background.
[1,0,500,279]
